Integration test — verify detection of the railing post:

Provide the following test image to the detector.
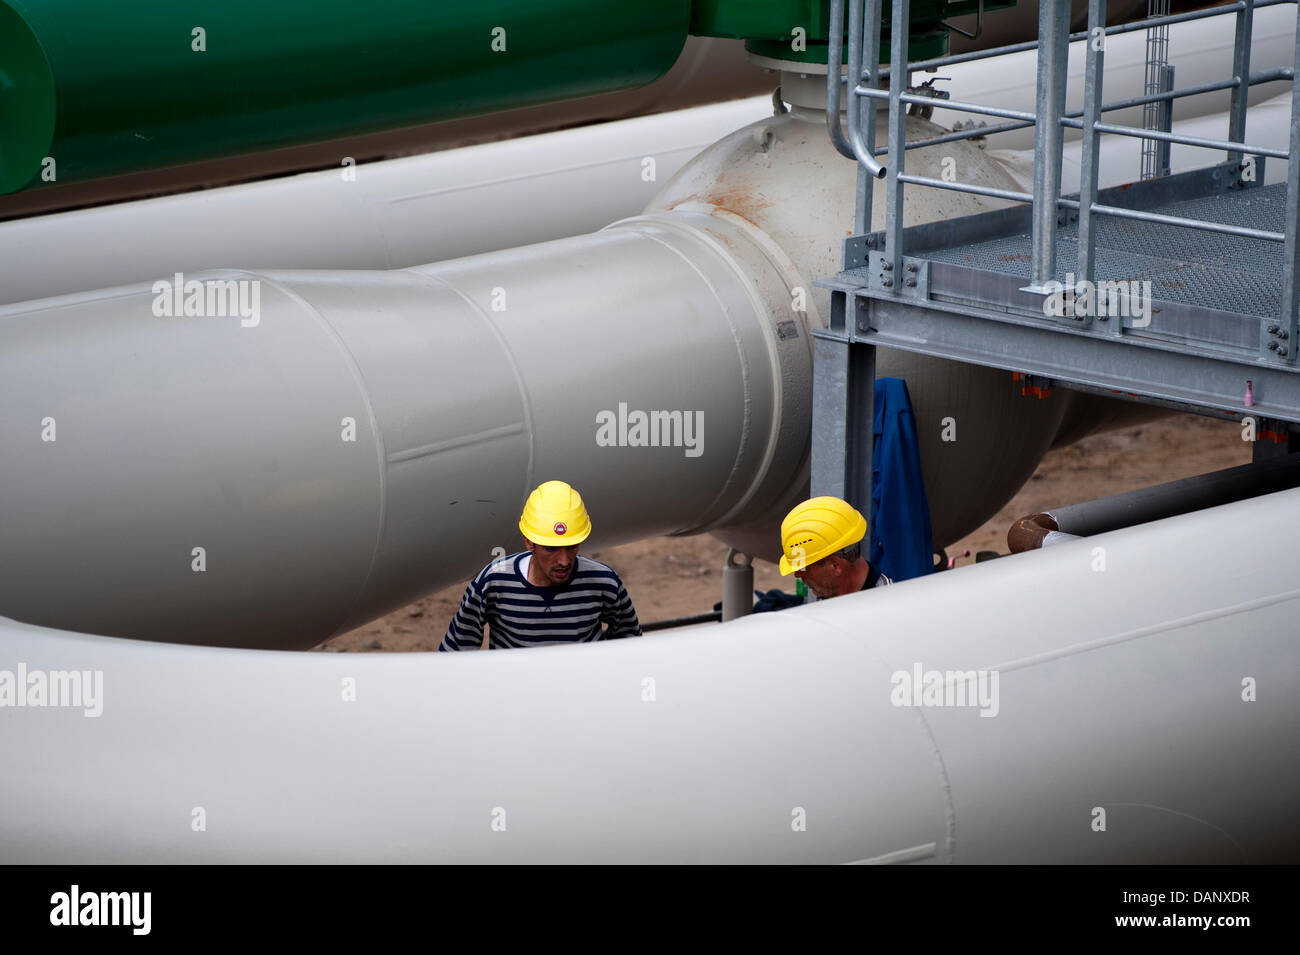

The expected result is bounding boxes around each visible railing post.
[1155,63,1174,177]
[1078,0,1108,328]
[856,0,884,234]
[1274,2,1300,363]
[885,0,911,282]
[1227,0,1255,170]
[1030,0,1071,290]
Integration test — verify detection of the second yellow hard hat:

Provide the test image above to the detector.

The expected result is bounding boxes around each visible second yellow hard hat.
[778,496,867,575]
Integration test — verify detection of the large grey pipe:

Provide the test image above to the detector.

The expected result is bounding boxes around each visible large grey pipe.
[1047,451,1300,535]
[3,486,1296,862]
[1009,451,1300,552]
[0,211,808,649]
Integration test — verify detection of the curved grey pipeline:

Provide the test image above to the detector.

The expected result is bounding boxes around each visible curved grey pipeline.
[1,487,1296,862]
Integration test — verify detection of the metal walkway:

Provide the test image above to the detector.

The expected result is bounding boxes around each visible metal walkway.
[823,164,1300,425]
[812,0,1300,508]
[922,180,1287,321]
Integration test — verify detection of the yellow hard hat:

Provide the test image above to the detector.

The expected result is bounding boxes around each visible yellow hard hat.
[519,480,592,546]
[778,496,867,575]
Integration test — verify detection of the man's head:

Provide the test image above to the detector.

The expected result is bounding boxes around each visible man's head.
[519,480,592,585]
[779,496,869,599]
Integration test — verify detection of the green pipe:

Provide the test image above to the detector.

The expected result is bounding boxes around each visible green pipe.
[0,0,690,193]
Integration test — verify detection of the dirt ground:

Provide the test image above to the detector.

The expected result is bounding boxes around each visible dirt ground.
[315,412,1252,652]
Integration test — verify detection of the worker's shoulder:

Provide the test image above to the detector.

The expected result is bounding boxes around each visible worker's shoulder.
[475,552,526,583]
[573,554,623,583]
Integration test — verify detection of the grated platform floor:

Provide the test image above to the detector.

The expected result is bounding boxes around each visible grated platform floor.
[918,182,1289,319]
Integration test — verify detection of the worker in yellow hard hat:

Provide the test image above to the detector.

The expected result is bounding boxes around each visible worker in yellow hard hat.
[439,480,642,650]
[778,496,891,600]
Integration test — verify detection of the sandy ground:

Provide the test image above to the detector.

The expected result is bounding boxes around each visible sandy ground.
[316,412,1252,652]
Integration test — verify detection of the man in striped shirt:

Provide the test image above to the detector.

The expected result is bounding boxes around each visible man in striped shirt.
[439,481,642,651]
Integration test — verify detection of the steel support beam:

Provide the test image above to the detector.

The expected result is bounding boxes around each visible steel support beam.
[846,291,1300,424]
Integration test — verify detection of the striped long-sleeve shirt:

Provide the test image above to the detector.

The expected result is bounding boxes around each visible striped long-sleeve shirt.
[438,553,642,651]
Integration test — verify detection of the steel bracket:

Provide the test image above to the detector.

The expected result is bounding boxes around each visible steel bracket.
[865,250,930,300]
[843,233,880,270]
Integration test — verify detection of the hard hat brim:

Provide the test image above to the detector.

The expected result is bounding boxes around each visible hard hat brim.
[519,520,591,547]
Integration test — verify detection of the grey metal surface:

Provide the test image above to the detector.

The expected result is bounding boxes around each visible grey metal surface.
[811,304,876,518]
[826,0,851,159]
[1046,451,1300,535]
[1065,71,1286,124]
[884,0,911,280]
[720,549,755,622]
[870,119,1036,156]
[1229,0,1257,169]
[1058,378,1266,422]
[829,0,1299,430]
[1078,198,1284,242]
[833,288,1300,422]
[919,182,1291,318]
[811,333,851,501]
[858,162,1259,242]
[862,87,1040,123]
[1031,0,1071,288]
[1281,23,1300,357]
[882,66,1292,158]
[854,0,884,229]
[1091,119,1289,159]
[1079,0,1108,302]
[811,288,852,504]
[828,0,887,180]
[896,172,1031,203]
[835,0,1296,244]
[1155,67,1176,175]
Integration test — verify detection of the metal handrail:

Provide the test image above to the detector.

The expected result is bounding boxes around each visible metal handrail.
[1073,0,1300,353]
[857,87,1038,122]
[896,173,1032,203]
[827,0,885,177]
[872,68,1292,158]
[833,0,1299,348]
[890,0,1295,76]
[1063,197,1287,243]
[826,0,854,159]
[832,1,1293,168]
[1082,121,1289,160]
[849,0,888,181]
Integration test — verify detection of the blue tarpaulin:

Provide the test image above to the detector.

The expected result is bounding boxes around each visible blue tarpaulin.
[869,377,934,582]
